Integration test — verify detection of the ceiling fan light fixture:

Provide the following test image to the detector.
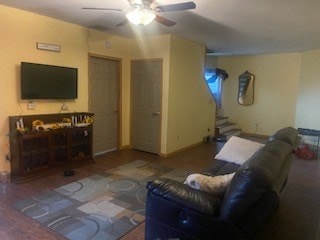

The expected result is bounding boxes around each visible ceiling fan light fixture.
[126,5,156,25]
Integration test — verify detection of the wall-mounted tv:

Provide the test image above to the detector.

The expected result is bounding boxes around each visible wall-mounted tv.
[21,62,78,100]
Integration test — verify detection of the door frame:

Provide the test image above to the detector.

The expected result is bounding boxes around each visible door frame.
[88,53,122,151]
[130,58,163,154]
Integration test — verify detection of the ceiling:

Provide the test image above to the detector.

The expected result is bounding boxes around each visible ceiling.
[1,0,320,55]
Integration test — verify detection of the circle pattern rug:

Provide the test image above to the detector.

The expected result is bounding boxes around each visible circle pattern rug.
[14,160,189,240]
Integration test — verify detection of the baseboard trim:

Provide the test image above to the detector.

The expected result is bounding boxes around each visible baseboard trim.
[160,141,202,158]
[241,132,269,139]
[120,145,130,150]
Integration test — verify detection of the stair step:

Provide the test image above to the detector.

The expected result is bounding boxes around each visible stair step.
[216,116,229,125]
[216,122,235,134]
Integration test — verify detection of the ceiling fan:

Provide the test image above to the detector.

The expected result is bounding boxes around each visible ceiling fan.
[82,0,196,27]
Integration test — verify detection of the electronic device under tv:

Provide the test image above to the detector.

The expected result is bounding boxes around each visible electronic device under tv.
[21,62,78,100]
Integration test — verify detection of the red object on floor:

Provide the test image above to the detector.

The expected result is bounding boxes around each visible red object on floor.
[296,143,315,160]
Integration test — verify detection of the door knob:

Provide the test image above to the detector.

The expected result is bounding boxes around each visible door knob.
[152,112,160,116]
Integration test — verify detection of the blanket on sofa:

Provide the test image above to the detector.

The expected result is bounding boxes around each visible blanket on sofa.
[185,172,235,195]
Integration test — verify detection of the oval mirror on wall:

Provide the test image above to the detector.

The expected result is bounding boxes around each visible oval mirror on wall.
[238,71,255,106]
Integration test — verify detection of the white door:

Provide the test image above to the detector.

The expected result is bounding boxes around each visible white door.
[131,60,162,154]
[90,56,119,155]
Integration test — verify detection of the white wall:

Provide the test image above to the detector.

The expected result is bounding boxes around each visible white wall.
[295,49,320,130]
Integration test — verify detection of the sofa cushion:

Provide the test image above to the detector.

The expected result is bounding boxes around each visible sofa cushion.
[215,136,265,165]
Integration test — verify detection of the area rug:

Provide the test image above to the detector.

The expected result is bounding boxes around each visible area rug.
[14,160,189,240]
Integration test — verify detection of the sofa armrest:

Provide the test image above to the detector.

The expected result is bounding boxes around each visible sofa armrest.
[268,127,299,148]
[147,178,221,216]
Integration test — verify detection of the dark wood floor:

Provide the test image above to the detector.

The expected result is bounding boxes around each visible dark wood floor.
[0,140,319,240]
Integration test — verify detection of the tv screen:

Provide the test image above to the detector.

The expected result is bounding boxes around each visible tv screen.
[21,62,78,100]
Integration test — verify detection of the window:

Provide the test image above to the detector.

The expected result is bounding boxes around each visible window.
[204,68,226,108]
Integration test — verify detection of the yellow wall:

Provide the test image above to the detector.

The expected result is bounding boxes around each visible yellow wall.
[295,49,320,129]
[127,35,215,155]
[166,36,216,154]
[217,53,301,135]
[0,6,89,171]
[205,56,219,69]
[4,3,320,173]
[0,4,213,172]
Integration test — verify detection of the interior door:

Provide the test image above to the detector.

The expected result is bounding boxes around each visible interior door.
[131,60,162,154]
[89,56,119,155]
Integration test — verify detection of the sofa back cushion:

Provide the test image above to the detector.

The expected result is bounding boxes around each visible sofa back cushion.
[219,140,293,222]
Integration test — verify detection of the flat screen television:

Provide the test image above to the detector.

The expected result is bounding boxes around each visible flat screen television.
[21,62,78,100]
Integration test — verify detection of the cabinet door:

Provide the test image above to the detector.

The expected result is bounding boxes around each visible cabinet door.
[69,127,92,161]
[21,133,50,173]
[51,130,68,166]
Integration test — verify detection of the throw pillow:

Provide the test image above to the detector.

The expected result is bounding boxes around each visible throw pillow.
[215,136,265,165]
[185,172,235,195]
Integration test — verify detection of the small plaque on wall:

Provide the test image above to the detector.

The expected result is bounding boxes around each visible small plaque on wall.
[36,42,61,52]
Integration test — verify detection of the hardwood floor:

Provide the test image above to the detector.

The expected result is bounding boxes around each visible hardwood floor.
[0,140,319,240]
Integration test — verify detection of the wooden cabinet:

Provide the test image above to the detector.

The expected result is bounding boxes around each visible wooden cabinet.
[70,127,92,161]
[9,113,94,183]
[20,132,50,174]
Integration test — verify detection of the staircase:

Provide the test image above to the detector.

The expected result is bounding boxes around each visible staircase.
[215,116,241,141]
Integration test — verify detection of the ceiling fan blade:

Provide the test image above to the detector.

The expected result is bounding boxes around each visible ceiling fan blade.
[155,15,176,27]
[116,18,129,26]
[157,2,196,12]
[82,7,122,11]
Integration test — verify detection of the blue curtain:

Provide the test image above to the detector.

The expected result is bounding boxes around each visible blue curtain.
[204,68,228,108]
